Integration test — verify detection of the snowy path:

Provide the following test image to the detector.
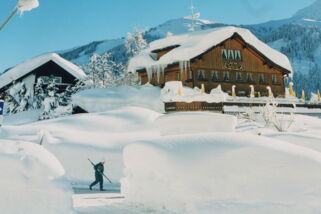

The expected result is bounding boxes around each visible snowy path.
[72,184,176,214]
[72,184,124,214]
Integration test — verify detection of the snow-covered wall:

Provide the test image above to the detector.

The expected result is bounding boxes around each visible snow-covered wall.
[122,133,321,213]
[72,84,164,113]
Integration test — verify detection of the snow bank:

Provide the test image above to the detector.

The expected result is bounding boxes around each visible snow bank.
[72,84,164,113]
[122,133,321,213]
[0,140,74,214]
[3,109,41,125]
[155,112,236,135]
[161,81,229,103]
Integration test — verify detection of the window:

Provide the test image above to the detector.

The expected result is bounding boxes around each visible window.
[165,74,169,82]
[234,50,242,61]
[211,71,219,82]
[259,74,265,84]
[221,49,242,61]
[39,76,62,84]
[197,70,207,81]
[223,72,230,82]
[52,76,62,84]
[39,76,49,84]
[176,72,181,81]
[236,72,243,82]
[246,73,254,83]
[189,70,193,79]
[272,75,278,84]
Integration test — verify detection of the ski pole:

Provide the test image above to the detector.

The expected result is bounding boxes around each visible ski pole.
[88,158,112,184]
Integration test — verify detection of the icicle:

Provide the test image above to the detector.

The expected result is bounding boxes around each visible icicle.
[146,64,167,83]
[146,67,153,82]
[179,60,190,72]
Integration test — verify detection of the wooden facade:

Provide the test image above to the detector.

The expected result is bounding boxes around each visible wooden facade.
[138,33,290,98]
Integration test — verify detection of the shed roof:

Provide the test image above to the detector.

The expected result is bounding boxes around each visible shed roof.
[0,53,86,89]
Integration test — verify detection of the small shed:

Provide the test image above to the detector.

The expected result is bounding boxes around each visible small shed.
[0,53,86,96]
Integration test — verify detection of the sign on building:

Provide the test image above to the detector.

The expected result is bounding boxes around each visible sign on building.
[0,100,3,127]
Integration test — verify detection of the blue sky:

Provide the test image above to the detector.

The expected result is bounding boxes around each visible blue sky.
[0,0,315,72]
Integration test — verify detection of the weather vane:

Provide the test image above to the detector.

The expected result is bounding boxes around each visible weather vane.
[184,0,201,31]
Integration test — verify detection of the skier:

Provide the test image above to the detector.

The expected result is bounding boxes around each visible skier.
[89,160,105,191]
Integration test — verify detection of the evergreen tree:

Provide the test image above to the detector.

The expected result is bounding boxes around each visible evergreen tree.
[33,78,46,109]
[39,79,59,120]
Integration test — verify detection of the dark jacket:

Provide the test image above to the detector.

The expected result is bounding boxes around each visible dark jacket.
[94,163,104,178]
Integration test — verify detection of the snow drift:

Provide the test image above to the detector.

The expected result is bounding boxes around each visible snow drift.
[0,140,74,214]
[122,133,321,213]
[155,112,236,135]
[0,107,162,183]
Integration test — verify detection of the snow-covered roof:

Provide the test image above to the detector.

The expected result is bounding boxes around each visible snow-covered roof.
[128,26,292,74]
[0,53,86,89]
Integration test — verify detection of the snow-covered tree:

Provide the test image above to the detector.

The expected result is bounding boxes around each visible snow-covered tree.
[84,52,125,88]
[125,30,147,58]
[33,78,46,109]
[4,81,32,114]
[39,80,59,120]
[84,52,140,88]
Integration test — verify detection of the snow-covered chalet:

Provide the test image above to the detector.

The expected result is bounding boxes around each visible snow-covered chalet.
[129,26,292,98]
[0,53,86,97]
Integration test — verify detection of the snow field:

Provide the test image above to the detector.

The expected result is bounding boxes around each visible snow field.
[0,140,74,214]
[121,133,321,213]
[1,85,321,214]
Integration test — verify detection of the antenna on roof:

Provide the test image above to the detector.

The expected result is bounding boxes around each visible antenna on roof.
[184,0,201,32]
